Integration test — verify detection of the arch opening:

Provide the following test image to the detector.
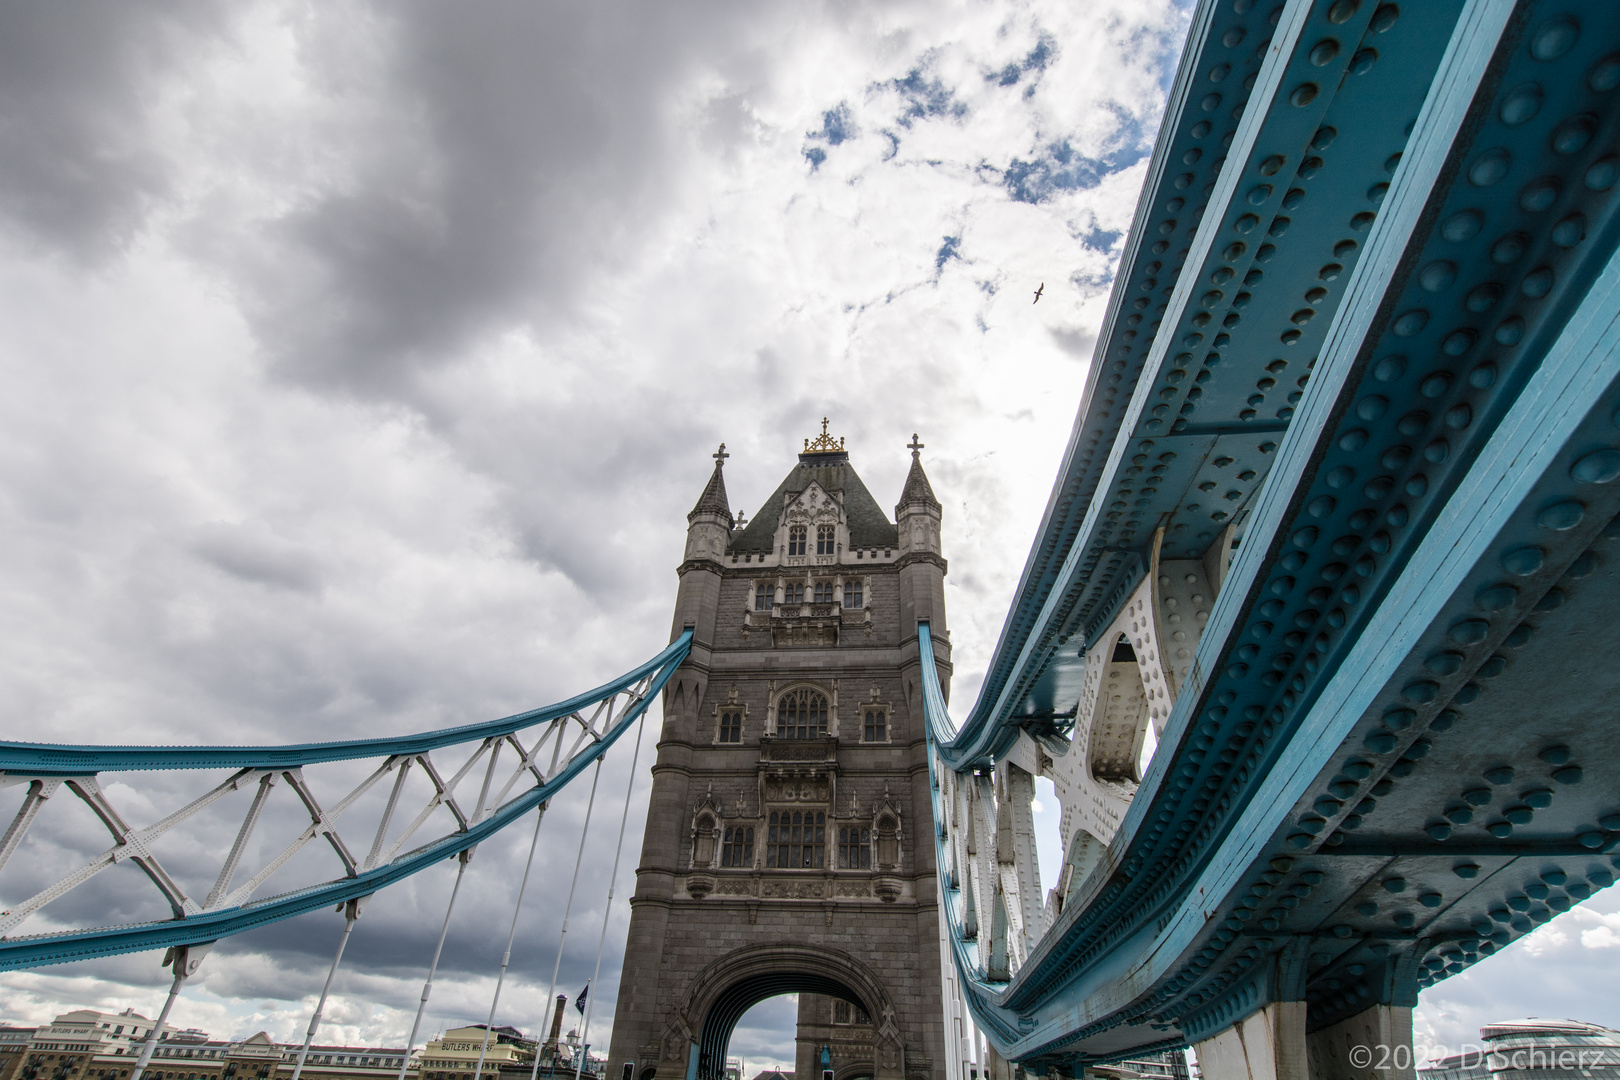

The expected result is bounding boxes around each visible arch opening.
[697,974,868,1080]
[1090,633,1153,783]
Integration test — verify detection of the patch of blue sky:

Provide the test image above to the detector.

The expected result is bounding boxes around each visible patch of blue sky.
[997,139,1132,204]
[1081,225,1122,252]
[1143,0,1199,97]
[989,32,1058,88]
[935,235,962,271]
[883,63,967,129]
[802,102,855,170]
[995,100,1155,204]
[818,103,855,146]
[1070,266,1116,297]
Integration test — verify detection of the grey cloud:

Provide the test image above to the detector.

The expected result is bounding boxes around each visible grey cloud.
[1047,325,1096,361]
[0,0,229,260]
[238,0,771,401]
[0,0,1244,1054]
[191,523,323,592]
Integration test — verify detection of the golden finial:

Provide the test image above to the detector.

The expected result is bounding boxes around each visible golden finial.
[803,417,846,454]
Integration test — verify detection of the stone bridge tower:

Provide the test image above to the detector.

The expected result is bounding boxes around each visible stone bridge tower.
[608,425,950,1080]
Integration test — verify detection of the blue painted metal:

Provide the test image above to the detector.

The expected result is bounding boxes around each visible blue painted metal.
[942,0,1479,767]
[0,630,691,971]
[924,0,1620,1069]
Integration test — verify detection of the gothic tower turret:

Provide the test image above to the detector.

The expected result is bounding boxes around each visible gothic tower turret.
[672,444,733,645]
[896,435,947,642]
[611,426,949,1080]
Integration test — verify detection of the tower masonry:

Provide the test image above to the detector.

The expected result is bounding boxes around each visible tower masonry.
[608,425,951,1080]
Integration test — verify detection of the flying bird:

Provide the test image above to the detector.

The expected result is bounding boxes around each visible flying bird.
[1033,283,1045,304]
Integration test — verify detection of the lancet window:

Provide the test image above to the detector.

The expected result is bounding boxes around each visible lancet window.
[816,525,835,555]
[837,826,871,869]
[766,810,826,868]
[788,526,807,556]
[832,1001,871,1025]
[777,687,828,738]
[721,826,754,868]
[863,708,887,742]
[844,579,863,608]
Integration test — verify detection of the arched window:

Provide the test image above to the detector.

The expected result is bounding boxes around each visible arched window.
[755,583,772,611]
[718,710,743,743]
[788,526,807,556]
[862,709,886,742]
[844,579,863,608]
[816,525,835,555]
[837,826,871,869]
[777,687,828,738]
[831,1000,871,1024]
[813,581,835,604]
[721,826,754,867]
[766,810,826,868]
[784,582,805,605]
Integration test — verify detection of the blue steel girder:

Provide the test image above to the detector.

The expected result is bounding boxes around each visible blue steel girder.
[925,0,1620,1069]
[946,0,1478,767]
[0,631,691,971]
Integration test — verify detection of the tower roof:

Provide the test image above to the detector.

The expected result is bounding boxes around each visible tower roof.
[729,431,899,553]
[897,434,941,512]
[688,444,734,526]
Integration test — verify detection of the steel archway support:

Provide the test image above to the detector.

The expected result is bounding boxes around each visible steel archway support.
[0,630,691,970]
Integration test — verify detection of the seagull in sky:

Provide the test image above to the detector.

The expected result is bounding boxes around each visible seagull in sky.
[1033,282,1044,304]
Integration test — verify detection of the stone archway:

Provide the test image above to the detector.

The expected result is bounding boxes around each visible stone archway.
[678,945,899,1080]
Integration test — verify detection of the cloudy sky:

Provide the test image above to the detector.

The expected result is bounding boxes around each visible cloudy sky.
[0,0,1616,1072]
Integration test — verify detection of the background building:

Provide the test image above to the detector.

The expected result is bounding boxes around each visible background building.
[1418,1018,1620,1079]
[0,1012,407,1080]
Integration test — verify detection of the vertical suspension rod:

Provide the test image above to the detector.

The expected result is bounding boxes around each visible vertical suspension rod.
[396,851,472,1080]
[128,973,184,1080]
[129,943,210,1080]
[472,802,549,1080]
[574,710,650,1080]
[290,897,364,1080]
[528,758,606,1080]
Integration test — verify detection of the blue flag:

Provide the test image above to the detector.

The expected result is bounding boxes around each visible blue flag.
[575,983,589,1013]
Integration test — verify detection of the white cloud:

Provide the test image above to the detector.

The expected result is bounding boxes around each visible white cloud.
[1415,889,1620,1056]
[0,0,1200,1057]
[4,0,1619,1066]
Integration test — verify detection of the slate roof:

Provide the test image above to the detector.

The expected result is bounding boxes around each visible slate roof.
[688,460,733,526]
[729,451,899,552]
[897,452,940,512]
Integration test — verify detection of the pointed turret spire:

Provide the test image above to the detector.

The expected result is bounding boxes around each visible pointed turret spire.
[897,434,940,513]
[688,443,734,527]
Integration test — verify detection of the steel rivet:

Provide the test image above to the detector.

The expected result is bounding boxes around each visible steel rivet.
[1500,83,1544,126]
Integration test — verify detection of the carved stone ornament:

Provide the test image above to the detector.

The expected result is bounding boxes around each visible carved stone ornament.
[661,1018,693,1062]
[874,874,903,903]
[760,879,825,899]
